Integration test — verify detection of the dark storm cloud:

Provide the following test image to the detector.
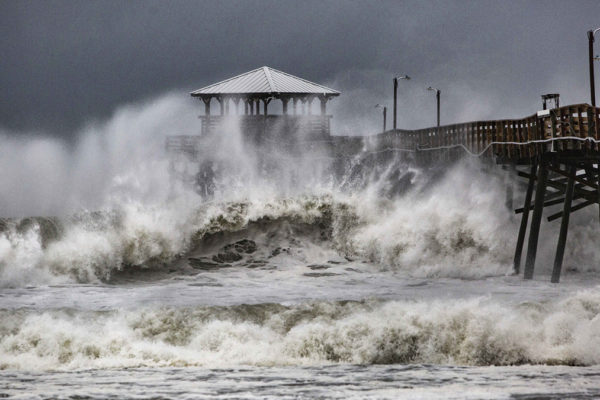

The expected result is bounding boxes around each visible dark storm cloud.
[1,0,599,138]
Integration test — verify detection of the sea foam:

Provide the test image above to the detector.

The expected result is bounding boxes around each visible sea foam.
[2,289,600,371]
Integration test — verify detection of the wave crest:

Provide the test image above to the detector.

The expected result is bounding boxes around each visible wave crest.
[2,290,600,370]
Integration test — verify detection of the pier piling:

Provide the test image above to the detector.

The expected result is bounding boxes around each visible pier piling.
[551,164,576,283]
[513,162,537,274]
[524,158,548,280]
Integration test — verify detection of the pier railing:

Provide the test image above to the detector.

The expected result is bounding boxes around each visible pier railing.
[368,103,600,163]
[167,103,600,164]
[200,115,332,141]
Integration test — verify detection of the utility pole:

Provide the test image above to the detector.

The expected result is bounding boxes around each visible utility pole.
[436,90,440,127]
[427,87,441,127]
[588,29,599,107]
[393,78,397,130]
[393,75,410,130]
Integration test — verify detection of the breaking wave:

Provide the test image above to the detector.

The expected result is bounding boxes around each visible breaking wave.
[2,289,600,371]
[2,158,600,287]
[2,92,599,287]
[0,164,513,288]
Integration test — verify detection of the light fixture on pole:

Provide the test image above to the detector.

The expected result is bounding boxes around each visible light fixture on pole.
[393,74,410,130]
[375,104,387,132]
[588,28,600,107]
[427,86,441,127]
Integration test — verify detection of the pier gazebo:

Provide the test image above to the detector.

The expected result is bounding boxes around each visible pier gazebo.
[190,66,340,139]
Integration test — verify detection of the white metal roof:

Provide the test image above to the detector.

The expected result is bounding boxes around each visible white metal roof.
[191,66,340,97]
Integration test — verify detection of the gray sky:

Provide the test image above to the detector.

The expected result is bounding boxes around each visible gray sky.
[1,0,600,138]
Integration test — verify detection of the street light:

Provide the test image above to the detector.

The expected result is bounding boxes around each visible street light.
[588,28,600,107]
[375,104,387,132]
[393,74,410,130]
[427,86,441,127]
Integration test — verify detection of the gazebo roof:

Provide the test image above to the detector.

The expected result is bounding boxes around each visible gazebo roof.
[190,66,340,98]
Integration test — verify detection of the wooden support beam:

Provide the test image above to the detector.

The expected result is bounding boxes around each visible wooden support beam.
[513,162,537,274]
[518,170,599,203]
[515,196,574,214]
[524,159,548,279]
[548,165,599,190]
[547,199,596,221]
[551,164,576,283]
[517,170,535,180]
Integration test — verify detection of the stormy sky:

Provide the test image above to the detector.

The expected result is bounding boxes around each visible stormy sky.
[1,0,600,138]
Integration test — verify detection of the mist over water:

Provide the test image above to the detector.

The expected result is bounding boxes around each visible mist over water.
[1,91,600,285]
[1,91,600,400]
[0,90,516,287]
[0,93,198,217]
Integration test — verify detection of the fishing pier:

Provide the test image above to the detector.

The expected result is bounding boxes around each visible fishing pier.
[366,102,600,283]
[167,67,600,283]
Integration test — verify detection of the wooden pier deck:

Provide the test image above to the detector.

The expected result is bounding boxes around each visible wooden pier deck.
[353,103,600,283]
[360,103,600,162]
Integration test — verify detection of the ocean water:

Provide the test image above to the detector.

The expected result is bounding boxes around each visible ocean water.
[1,99,600,399]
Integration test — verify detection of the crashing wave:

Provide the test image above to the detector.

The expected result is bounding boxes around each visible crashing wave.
[2,289,600,370]
[2,159,600,287]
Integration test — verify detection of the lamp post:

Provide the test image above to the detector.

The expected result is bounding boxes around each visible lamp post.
[588,28,600,107]
[393,75,410,130]
[427,87,441,127]
[375,104,387,132]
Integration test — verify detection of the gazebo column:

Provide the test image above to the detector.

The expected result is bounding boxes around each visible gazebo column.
[293,98,298,115]
[249,99,254,115]
[301,98,306,115]
[244,99,249,115]
[263,98,271,116]
[281,97,289,115]
[217,96,224,116]
[255,99,260,115]
[224,97,230,115]
[307,96,314,115]
[202,97,211,116]
[233,97,240,115]
[319,95,327,115]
